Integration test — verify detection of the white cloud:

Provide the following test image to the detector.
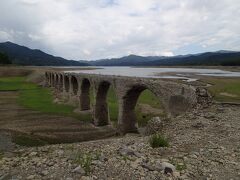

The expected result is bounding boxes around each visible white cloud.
[0,31,11,41]
[0,0,239,60]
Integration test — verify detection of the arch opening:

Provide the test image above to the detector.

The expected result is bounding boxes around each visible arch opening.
[52,73,55,87]
[120,85,166,133]
[64,75,70,92]
[71,76,78,95]
[55,74,59,87]
[80,78,91,110]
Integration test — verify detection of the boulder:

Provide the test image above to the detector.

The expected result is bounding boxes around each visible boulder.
[145,117,164,135]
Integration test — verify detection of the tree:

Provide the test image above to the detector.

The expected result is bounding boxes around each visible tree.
[0,52,11,64]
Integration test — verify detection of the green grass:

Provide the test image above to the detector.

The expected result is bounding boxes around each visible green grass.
[176,163,187,171]
[0,76,36,91]
[149,133,169,148]
[12,134,48,147]
[202,77,240,103]
[107,87,119,122]
[0,76,92,121]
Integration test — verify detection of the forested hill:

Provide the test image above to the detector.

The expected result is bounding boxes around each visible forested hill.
[0,42,89,66]
[1,41,239,66]
[89,51,240,66]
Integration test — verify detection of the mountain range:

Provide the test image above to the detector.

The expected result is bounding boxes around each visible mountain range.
[0,41,240,66]
[0,42,88,66]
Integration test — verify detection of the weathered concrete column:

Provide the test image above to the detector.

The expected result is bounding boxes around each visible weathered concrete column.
[93,81,110,126]
[117,86,145,133]
[61,74,70,101]
[53,74,57,88]
[80,78,91,110]
[50,73,53,87]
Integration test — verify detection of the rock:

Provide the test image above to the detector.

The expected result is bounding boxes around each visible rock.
[196,87,212,106]
[80,176,91,180]
[56,150,64,156]
[204,113,215,119]
[159,162,176,174]
[99,155,108,162]
[217,107,224,113]
[26,175,35,180]
[72,166,85,175]
[173,171,180,177]
[141,163,155,171]
[119,146,135,156]
[91,160,102,166]
[0,173,11,180]
[40,170,49,176]
[29,152,37,156]
[192,122,204,129]
[145,117,164,135]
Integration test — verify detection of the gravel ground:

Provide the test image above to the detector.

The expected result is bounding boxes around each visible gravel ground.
[0,104,239,180]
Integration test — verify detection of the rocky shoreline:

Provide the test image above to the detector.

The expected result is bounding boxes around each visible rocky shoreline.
[1,103,240,180]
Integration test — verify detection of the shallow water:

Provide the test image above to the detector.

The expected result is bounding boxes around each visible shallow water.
[64,66,240,81]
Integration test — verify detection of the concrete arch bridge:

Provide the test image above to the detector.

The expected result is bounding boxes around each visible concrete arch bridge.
[45,71,202,134]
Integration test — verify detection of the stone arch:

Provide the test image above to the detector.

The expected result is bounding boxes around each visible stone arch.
[80,78,91,110]
[118,84,153,133]
[64,75,70,92]
[94,81,112,126]
[70,75,79,95]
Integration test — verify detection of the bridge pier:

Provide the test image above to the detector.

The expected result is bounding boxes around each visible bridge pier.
[117,85,146,133]
[93,81,110,126]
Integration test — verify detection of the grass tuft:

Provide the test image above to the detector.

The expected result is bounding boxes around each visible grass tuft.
[149,133,169,148]
[75,152,93,175]
[176,163,187,171]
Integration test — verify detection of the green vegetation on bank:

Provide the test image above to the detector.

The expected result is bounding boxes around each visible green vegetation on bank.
[0,76,91,121]
[0,76,165,126]
[202,77,240,103]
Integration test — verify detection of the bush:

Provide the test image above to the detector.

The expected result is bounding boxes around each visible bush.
[75,153,93,175]
[149,133,169,148]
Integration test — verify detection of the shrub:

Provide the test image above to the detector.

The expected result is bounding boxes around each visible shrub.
[176,163,187,171]
[75,152,93,175]
[149,133,169,148]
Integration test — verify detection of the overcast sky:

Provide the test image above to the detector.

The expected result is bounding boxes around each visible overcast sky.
[0,0,239,60]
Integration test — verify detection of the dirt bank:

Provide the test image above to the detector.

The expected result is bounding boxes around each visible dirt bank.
[0,103,239,179]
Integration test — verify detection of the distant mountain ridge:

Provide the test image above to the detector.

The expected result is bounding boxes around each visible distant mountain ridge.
[0,42,89,66]
[88,51,240,66]
[0,41,239,66]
